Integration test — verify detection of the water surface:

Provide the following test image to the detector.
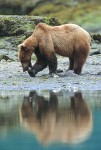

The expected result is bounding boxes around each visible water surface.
[0,90,101,150]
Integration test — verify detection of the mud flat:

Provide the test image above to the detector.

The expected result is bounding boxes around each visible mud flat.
[0,44,101,91]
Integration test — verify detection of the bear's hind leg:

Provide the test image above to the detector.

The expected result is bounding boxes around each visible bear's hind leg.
[68,57,74,70]
[46,54,57,75]
[73,54,87,75]
[73,64,82,75]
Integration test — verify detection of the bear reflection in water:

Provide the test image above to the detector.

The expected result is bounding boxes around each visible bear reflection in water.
[20,91,92,145]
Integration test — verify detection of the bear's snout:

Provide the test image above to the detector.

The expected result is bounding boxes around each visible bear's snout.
[22,63,29,72]
[21,61,32,72]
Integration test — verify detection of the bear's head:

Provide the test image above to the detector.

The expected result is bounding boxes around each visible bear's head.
[18,36,38,72]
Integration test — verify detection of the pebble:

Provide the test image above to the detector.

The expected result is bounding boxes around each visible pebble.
[1,59,7,63]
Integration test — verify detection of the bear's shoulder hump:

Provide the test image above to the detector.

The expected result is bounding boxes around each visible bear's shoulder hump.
[36,23,50,31]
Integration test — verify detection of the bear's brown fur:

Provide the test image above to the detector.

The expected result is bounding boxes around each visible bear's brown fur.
[18,23,91,77]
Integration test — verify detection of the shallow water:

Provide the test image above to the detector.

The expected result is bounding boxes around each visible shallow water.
[0,90,101,150]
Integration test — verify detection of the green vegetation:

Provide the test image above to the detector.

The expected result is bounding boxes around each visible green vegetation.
[0,16,33,36]
[30,1,101,32]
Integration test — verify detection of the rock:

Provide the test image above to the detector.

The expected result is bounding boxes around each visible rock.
[1,59,7,63]
[97,72,101,75]
[0,15,61,37]
[90,50,101,56]
[0,55,13,61]
[90,33,101,43]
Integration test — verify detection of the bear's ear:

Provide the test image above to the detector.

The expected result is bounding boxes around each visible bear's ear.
[21,45,28,52]
[18,44,28,52]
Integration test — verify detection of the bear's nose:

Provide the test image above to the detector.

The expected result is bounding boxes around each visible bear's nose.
[22,63,29,72]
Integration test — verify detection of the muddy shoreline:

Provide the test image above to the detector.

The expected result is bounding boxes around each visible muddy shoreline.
[0,50,101,91]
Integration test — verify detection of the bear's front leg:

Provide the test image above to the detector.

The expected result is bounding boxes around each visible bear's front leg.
[28,60,47,77]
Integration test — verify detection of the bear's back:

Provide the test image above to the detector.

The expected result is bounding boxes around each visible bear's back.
[35,23,90,40]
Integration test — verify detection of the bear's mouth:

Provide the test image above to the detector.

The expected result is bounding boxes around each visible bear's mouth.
[23,65,33,72]
[22,62,33,72]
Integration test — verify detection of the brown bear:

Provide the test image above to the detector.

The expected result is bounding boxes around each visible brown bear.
[18,23,91,77]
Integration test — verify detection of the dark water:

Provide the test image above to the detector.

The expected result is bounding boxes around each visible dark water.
[0,90,101,150]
